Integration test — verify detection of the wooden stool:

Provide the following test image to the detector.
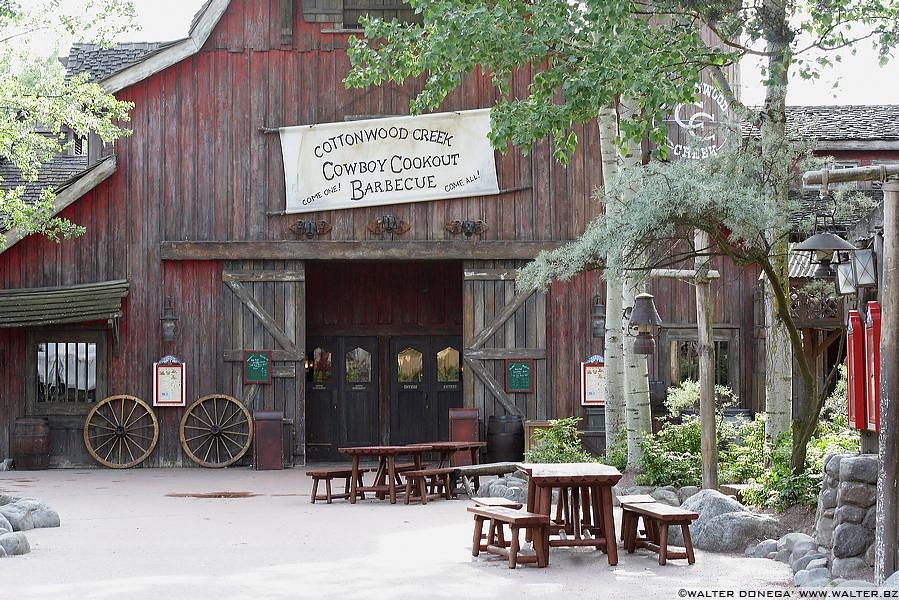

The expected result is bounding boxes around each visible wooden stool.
[468,506,549,568]
[620,501,699,565]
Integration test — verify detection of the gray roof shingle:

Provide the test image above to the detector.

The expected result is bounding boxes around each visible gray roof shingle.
[744,105,899,141]
[65,42,166,82]
[0,155,90,204]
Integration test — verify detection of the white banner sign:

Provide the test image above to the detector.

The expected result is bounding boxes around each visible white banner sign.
[279,109,499,213]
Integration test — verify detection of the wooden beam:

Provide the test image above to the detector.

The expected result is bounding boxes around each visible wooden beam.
[225,281,302,355]
[815,329,843,358]
[464,348,546,360]
[161,241,564,261]
[463,269,519,281]
[463,356,523,417]
[468,285,538,350]
[876,181,899,583]
[222,350,303,362]
[222,270,305,282]
[651,268,721,279]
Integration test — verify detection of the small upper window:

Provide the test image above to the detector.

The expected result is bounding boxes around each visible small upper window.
[342,1,422,29]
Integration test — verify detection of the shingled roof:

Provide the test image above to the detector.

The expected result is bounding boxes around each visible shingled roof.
[744,105,899,142]
[0,155,89,204]
[65,42,167,82]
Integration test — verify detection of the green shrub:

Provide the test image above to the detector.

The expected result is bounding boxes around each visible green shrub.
[525,417,595,463]
[719,414,767,484]
[636,416,703,487]
[602,432,628,471]
[664,380,736,417]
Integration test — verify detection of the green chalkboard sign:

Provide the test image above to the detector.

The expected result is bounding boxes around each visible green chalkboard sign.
[505,358,535,393]
[244,350,272,384]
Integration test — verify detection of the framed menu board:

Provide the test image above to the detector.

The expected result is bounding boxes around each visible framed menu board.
[581,361,606,406]
[505,358,535,393]
[154,356,186,407]
[244,350,272,384]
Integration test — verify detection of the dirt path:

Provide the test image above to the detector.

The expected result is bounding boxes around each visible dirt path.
[1,468,793,599]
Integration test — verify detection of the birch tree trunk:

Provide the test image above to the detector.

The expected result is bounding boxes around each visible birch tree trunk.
[695,229,718,489]
[598,106,625,446]
[760,3,793,445]
[619,98,652,468]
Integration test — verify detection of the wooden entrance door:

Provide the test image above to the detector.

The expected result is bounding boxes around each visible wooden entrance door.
[305,336,379,460]
[389,336,463,444]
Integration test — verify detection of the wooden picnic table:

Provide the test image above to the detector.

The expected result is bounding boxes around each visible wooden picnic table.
[406,441,486,468]
[339,445,432,504]
[516,462,622,565]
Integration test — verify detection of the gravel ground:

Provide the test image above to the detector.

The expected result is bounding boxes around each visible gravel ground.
[1,467,793,600]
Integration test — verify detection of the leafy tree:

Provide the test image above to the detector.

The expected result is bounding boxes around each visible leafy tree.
[0,0,136,244]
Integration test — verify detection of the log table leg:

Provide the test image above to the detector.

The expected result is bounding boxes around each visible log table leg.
[387,456,397,504]
[599,484,618,565]
[349,456,360,504]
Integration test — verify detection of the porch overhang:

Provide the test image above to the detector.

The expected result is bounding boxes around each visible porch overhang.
[0,279,129,328]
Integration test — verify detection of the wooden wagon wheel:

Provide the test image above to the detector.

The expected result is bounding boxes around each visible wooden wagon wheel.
[83,395,159,469]
[179,394,253,468]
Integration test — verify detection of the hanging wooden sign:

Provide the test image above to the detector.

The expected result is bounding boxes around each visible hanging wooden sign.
[505,358,534,393]
[244,350,272,384]
[153,355,185,407]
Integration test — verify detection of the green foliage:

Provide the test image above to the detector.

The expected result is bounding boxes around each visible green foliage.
[0,0,135,242]
[664,379,736,417]
[345,0,734,164]
[524,417,596,463]
[742,405,859,510]
[636,417,703,487]
[602,432,628,472]
[719,414,767,484]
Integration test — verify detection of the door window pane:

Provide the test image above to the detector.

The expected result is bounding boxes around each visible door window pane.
[346,347,372,383]
[669,339,730,387]
[397,347,423,382]
[312,347,333,383]
[436,347,460,382]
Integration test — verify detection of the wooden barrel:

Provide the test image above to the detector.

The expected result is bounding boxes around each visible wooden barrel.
[11,418,50,470]
[487,415,524,463]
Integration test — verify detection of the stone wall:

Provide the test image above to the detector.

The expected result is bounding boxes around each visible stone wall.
[815,453,878,578]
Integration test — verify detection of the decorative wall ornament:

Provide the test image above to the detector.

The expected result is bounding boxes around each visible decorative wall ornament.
[289,219,331,238]
[367,215,410,236]
[446,219,488,238]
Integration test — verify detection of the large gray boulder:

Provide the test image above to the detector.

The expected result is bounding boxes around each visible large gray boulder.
[678,486,701,504]
[0,512,11,534]
[0,498,60,531]
[839,455,878,485]
[0,458,12,471]
[835,505,867,525]
[692,511,781,553]
[831,557,870,579]
[833,523,874,558]
[779,532,816,553]
[793,552,828,574]
[667,489,751,548]
[746,538,778,558]
[0,532,30,556]
[651,489,681,507]
[881,570,899,588]
[838,482,877,508]
[794,567,832,588]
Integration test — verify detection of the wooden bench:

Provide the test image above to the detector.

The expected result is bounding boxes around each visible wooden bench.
[403,467,455,504]
[620,501,699,565]
[615,494,656,541]
[467,506,549,569]
[306,467,372,504]
[472,497,524,546]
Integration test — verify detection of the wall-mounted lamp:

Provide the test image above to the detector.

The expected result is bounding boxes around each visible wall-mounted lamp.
[161,296,178,342]
[835,247,877,295]
[628,293,662,355]
[368,215,410,236]
[795,231,857,278]
[591,295,606,339]
[446,219,489,238]
[289,219,331,239]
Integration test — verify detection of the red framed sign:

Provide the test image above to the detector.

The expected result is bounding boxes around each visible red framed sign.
[580,361,606,406]
[153,355,186,407]
[846,310,867,430]
[865,302,881,432]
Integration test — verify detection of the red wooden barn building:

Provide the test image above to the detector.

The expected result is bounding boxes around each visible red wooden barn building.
[1,0,861,468]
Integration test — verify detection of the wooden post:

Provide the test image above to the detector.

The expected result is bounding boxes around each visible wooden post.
[695,229,718,489]
[876,181,899,583]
